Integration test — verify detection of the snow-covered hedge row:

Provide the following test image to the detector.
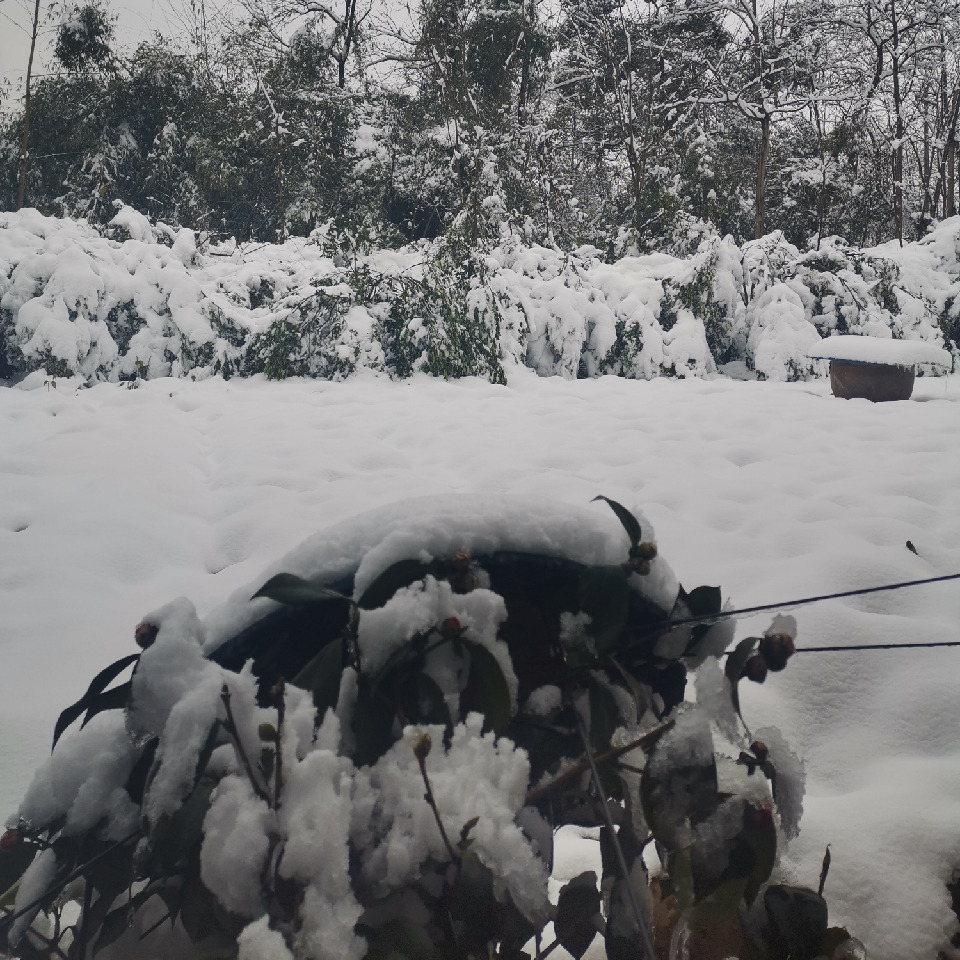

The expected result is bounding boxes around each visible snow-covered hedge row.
[1,207,957,385]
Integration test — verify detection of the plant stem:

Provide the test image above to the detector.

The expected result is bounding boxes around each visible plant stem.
[416,754,459,865]
[273,680,285,809]
[221,684,272,806]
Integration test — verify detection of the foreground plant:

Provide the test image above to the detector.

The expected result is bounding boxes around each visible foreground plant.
[0,498,861,960]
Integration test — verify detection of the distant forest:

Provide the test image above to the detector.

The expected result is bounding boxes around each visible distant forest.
[2,0,959,252]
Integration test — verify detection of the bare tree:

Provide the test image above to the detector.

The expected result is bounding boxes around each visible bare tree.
[17,0,43,209]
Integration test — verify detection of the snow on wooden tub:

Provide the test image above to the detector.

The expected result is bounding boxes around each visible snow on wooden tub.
[808,334,952,402]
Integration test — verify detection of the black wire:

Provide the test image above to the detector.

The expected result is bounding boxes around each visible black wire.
[666,572,960,629]
[797,640,960,653]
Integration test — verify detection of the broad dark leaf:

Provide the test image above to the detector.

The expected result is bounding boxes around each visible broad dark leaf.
[124,737,159,806]
[579,565,630,654]
[357,559,433,611]
[683,585,722,619]
[451,849,499,946]
[0,843,37,903]
[586,676,619,754]
[764,885,829,960]
[81,682,132,729]
[592,496,642,549]
[724,637,758,720]
[53,653,140,748]
[146,778,216,875]
[555,871,601,960]
[460,641,511,734]
[253,572,351,607]
[366,919,435,960]
[352,682,398,767]
[93,901,135,955]
[291,640,344,717]
[605,874,646,960]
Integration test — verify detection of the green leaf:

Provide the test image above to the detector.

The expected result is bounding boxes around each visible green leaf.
[724,637,758,720]
[460,641,511,735]
[450,849,499,945]
[554,871,601,960]
[291,640,344,717]
[586,676,619,754]
[579,566,630,654]
[821,927,853,957]
[124,737,159,806]
[0,844,36,902]
[357,559,433,611]
[682,585,722,619]
[93,901,136,955]
[253,573,351,607]
[366,919,435,960]
[764,885,829,960]
[53,653,140,748]
[740,808,778,906]
[145,777,216,875]
[81,682,132,729]
[352,682,398,767]
[592,496,642,549]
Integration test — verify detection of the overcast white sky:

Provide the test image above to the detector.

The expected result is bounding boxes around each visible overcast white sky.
[1,0,194,103]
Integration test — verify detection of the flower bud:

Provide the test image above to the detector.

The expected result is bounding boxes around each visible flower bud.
[0,828,20,852]
[759,633,795,672]
[134,622,158,649]
[413,732,432,762]
[440,617,462,639]
[742,654,768,684]
[258,722,279,742]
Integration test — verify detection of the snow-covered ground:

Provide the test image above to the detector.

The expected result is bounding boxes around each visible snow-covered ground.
[2,369,959,959]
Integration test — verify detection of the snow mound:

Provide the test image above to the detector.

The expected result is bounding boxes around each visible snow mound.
[808,334,952,367]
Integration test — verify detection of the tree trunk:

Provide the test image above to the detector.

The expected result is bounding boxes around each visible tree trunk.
[930,88,958,218]
[754,112,771,240]
[17,0,42,210]
[891,0,903,245]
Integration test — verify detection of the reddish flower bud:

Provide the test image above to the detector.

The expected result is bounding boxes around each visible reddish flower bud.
[0,828,20,852]
[742,654,768,684]
[759,633,795,672]
[440,617,462,639]
[135,621,159,649]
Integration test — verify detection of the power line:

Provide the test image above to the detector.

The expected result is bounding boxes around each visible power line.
[666,572,960,629]
[798,639,960,653]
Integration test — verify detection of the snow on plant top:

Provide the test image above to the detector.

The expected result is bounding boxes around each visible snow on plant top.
[807,334,952,367]
[202,495,679,655]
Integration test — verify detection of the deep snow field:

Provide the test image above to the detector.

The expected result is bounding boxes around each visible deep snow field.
[2,369,959,959]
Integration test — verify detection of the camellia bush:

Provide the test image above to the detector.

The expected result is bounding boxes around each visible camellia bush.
[0,497,862,960]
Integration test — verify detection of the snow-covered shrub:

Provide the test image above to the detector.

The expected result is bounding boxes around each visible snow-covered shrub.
[0,497,861,960]
[0,206,954,385]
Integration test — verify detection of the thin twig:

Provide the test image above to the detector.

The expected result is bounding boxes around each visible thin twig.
[415,739,459,865]
[220,684,272,806]
[524,720,675,806]
[273,680,285,810]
